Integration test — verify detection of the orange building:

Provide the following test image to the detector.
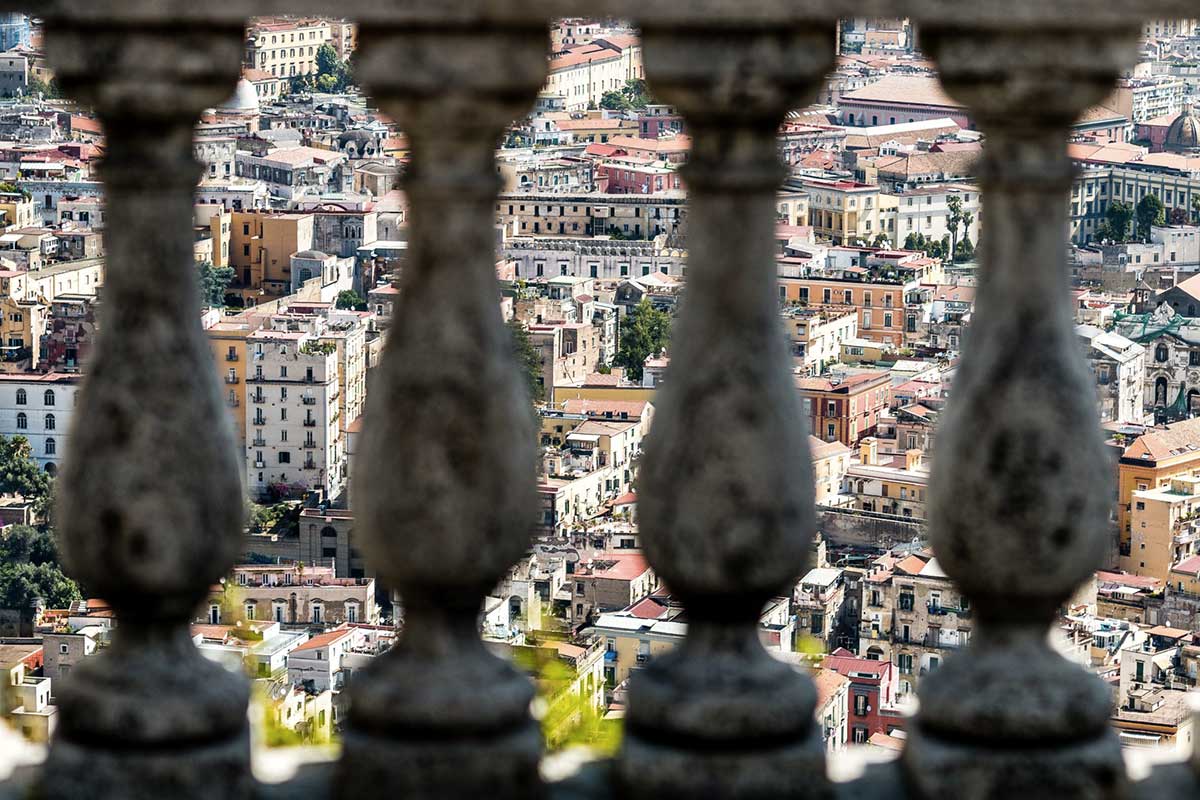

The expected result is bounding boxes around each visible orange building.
[797,370,893,446]
[779,277,908,347]
[1118,418,1200,561]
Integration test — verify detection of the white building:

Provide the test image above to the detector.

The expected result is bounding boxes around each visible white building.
[0,373,80,474]
[1152,225,1200,272]
[1077,325,1147,425]
[246,323,343,500]
[888,184,982,249]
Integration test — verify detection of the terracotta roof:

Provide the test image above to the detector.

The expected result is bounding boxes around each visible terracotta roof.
[893,555,929,575]
[560,399,649,418]
[1124,417,1200,462]
[291,625,354,653]
[1172,555,1200,574]
[809,435,852,460]
[812,667,850,709]
[612,491,637,506]
[842,76,962,109]
[581,552,651,581]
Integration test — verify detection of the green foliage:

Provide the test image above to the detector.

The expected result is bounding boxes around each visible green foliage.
[599,90,627,111]
[1136,193,1166,241]
[0,525,58,566]
[196,261,235,308]
[246,502,300,536]
[513,644,621,755]
[1102,200,1133,243]
[508,319,545,405]
[598,80,652,112]
[615,299,671,382]
[335,289,367,311]
[0,561,80,610]
[24,76,60,100]
[300,340,337,356]
[312,44,354,93]
[0,436,51,517]
[953,235,975,263]
[0,182,29,199]
[1192,194,1200,224]
[871,232,890,249]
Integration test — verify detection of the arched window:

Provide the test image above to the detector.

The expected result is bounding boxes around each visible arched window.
[1157,344,1170,363]
[44,390,55,406]
[15,389,25,405]
[44,413,55,430]
[16,412,26,430]
[45,438,55,455]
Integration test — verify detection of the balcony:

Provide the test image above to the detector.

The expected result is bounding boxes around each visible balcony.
[252,439,266,447]
[224,353,238,362]
[303,418,317,427]
[302,395,317,405]
[304,441,317,449]
[251,393,265,403]
[303,460,317,470]
[30,5,1163,800]
[224,375,239,384]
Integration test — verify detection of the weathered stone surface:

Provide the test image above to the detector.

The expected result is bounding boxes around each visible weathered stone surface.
[617,24,835,800]
[338,23,547,800]
[904,24,1139,800]
[41,17,252,800]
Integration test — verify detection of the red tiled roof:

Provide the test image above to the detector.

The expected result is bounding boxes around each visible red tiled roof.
[292,625,354,653]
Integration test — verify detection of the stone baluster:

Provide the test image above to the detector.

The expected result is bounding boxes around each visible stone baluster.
[39,10,250,800]
[337,21,547,800]
[903,23,1140,800]
[614,22,835,800]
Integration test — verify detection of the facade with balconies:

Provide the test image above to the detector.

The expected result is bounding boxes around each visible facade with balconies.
[245,322,342,501]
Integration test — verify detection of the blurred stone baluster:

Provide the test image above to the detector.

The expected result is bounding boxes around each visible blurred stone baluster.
[904,23,1140,800]
[40,9,250,800]
[337,21,547,800]
[614,22,835,800]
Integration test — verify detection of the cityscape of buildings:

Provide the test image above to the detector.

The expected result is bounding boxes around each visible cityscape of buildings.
[2,10,1200,761]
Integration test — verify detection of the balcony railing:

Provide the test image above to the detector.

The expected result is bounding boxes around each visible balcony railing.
[28,3,1182,800]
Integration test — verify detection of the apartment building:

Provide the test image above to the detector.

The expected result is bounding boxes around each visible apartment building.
[545,36,644,111]
[785,308,859,376]
[245,324,343,500]
[796,370,892,446]
[495,192,686,240]
[218,564,377,627]
[889,184,982,247]
[529,321,601,402]
[1125,475,1200,582]
[1117,418,1200,561]
[228,211,315,298]
[811,436,852,506]
[244,18,334,79]
[843,438,930,520]
[779,276,908,348]
[207,319,256,449]
[859,551,971,697]
[0,373,79,473]
[800,178,897,245]
[1070,154,1200,245]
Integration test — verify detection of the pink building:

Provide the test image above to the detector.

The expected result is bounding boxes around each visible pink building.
[822,647,906,743]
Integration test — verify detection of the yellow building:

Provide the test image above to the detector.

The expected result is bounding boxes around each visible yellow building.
[1126,475,1200,581]
[0,192,36,231]
[244,18,333,80]
[229,212,314,301]
[800,177,898,245]
[206,320,256,449]
[1118,419,1200,561]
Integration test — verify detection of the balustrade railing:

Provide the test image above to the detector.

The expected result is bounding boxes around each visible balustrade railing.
[15,0,1200,799]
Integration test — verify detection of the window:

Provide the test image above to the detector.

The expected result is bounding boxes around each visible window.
[15,389,25,405]
[45,413,55,430]
[279,451,291,464]
[245,603,255,621]
[45,438,55,455]
[44,390,54,406]
[1157,344,1170,363]
[347,604,358,623]
[311,603,322,623]
[854,694,868,716]
[15,412,25,429]
[59,643,68,654]
[853,728,868,744]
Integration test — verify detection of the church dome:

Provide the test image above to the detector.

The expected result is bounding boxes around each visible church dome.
[219,78,260,114]
[1165,101,1200,153]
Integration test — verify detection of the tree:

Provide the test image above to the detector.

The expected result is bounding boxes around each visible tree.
[1136,194,1165,242]
[196,260,235,309]
[599,90,628,111]
[946,194,964,257]
[871,233,890,249]
[621,78,651,110]
[335,289,368,311]
[954,235,975,263]
[0,561,80,610]
[0,525,59,566]
[903,232,926,252]
[1105,200,1134,243]
[314,43,354,93]
[25,76,59,100]
[1171,206,1190,225]
[507,319,545,405]
[0,436,50,509]
[614,299,671,382]
[316,44,340,78]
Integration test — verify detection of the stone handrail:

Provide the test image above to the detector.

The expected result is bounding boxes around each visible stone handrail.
[12,1,1200,799]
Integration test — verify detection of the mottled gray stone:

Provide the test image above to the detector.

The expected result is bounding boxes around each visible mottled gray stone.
[40,17,252,800]
[616,25,835,800]
[904,24,1140,800]
[338,23,548,800]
